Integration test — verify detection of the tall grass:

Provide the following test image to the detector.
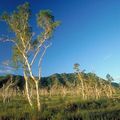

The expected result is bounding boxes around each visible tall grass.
[0,96,120,120]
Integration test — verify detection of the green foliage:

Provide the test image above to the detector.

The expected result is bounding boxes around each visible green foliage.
[31,10,61,47]
[106,74,114,83]
[73,63,80,72]
[1,2,31,37]
[37,10,60,31]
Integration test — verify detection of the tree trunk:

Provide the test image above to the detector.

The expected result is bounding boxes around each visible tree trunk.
[25,79,33,107]
[78,73,85,100]
[35,80,40,111]
[95,84,99,100]
[24,71,33,107]
[108,85,113,98]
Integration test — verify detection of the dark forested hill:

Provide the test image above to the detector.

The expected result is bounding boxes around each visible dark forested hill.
[0,73,119,90]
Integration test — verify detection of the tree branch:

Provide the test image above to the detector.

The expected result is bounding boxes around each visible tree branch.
[30,34,47,66]
[38,43,52,80]
[0,38,23,54]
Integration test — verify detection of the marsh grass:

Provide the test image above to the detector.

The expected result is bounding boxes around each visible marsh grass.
[0,96,120,120]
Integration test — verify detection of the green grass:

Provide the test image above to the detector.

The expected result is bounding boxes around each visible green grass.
[0,96,120,120]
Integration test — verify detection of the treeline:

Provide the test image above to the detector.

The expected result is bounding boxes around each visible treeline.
[0,73,119,89]
[0,72,119,100]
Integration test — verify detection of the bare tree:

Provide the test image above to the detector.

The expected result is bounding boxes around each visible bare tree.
[106,74,115,98]
[1,75,15,103]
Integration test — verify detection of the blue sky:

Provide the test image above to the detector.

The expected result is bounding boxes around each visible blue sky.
[0,0,120,82]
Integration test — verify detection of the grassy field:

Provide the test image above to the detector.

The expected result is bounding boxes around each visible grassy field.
[0,95,120,120]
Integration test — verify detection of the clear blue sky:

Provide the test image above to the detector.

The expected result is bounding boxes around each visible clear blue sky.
[0,0,120,82]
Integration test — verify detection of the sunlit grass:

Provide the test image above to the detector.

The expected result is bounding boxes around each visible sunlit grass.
[0,96,120,120]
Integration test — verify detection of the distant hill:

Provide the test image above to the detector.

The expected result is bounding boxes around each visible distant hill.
[0,73,119,90]
[111,82,119,88]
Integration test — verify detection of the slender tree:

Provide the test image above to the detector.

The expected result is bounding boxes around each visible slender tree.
[0,2,60,111]
[74,63,85,99]
[106,74,114,98]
